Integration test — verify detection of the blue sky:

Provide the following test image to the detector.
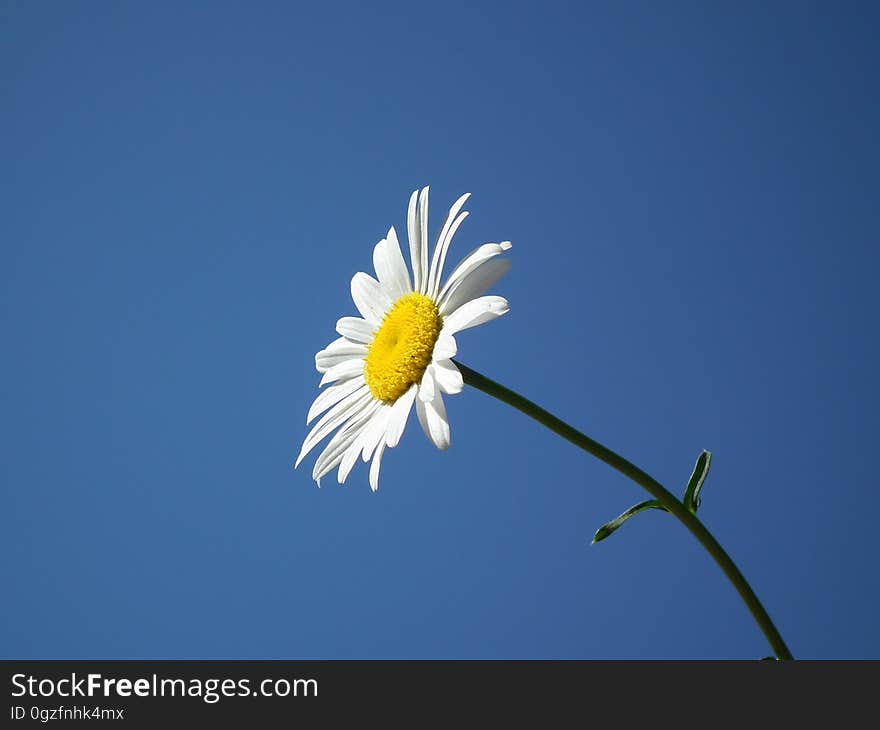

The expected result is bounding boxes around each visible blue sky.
[2,1,877,659]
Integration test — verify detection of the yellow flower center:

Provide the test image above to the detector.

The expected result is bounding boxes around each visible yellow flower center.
[364,292,441,403]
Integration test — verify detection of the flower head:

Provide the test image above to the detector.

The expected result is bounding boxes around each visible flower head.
[296,187,511,490]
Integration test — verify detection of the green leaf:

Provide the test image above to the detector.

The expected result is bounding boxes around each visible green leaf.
[683,450,712,514]
[592,500,667,544]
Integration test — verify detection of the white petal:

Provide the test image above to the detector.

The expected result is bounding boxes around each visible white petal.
[418,365,436,403]
[438,241,512,303]
[296,387,371,468]
[373,226,411,300]
[385,226,413,295]
[299,391,369,470]
[351,272,391,326]
[361,407,392,462]
[312,421,360,480]
[371,239,392,299]
[306,374,364,424]
[319,357,364,387]
[441,296,510,335]
[336,317,375,344]
[312,401,380,481]
[428,196,470,299]
[407,189,422,294]
[313,428,360,481]
[418,186,429,293]
[369,442,386,491]
[337,421,375,484]
[384,384,417,447]
[315,337,368,373]
[431,358,463,395]
[337,443,361,483]
[439,257,511,316]
[416,391,450,451]
[432,333,457,361]
[314,426,362,483]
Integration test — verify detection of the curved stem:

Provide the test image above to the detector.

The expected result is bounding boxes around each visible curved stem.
[454,360,793,660]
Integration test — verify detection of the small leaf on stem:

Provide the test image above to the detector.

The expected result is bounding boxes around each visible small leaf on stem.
[592,499,667,544]
[683,450,712,514]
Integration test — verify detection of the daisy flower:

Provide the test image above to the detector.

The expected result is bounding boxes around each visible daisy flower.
[296,186,511,490]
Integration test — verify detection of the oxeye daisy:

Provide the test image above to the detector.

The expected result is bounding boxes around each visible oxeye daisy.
[293,188,796,661]
[295,187,511,490]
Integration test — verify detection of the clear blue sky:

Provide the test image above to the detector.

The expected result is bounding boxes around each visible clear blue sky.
[2,1,877,659]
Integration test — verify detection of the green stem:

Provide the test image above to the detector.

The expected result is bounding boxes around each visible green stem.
[454,360,793,660]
